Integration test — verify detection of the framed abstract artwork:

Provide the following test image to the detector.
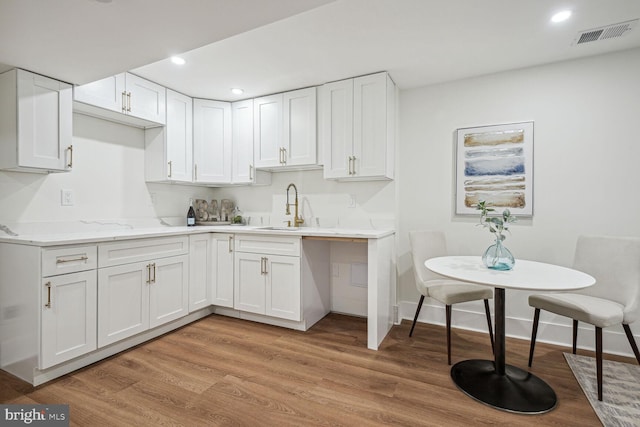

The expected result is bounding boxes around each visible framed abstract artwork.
[455,121,534,216]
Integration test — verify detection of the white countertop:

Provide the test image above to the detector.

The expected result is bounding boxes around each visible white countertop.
[0,223,394,247]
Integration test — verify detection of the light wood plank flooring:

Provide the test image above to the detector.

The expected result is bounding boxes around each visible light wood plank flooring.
[2,313,634,426]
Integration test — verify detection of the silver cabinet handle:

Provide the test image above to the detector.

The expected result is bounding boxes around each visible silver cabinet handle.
[121,91,127,113]
[168,161,172,178]
[194,164,198,181]
[146,264,151,284]
[127,92,132,112]
[151,263,156,283]
[67,145,73,168]
[348,156,357,175]
[249,164,253,181]
[228,236,233,253]
[44,281,52,308]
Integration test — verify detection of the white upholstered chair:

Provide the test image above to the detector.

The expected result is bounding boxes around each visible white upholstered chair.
[528,235,640,401]
[409,230,494,365]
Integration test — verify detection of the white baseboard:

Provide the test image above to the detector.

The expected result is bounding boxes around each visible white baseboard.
[399,300,639,359]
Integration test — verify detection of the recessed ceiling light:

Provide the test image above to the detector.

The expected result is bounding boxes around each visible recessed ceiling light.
[170,56,186,66]
[231,88,244,95]
[551,10,572,23]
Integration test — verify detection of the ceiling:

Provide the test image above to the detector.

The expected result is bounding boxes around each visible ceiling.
[2,0,640,101]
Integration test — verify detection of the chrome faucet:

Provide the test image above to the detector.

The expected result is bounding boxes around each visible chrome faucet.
[285,183,304,227]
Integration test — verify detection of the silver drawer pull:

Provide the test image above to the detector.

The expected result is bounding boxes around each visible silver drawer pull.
[56,256,89,264]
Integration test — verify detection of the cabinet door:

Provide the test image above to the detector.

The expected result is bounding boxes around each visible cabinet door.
[321,79,353,179]
[353,73,389,178]
[165,89,193,182]
[73,73,125,113]
[193,99,232,183]
[212,234,234,308]
[234,252,265,314]
[283,87,317,167]
[17,69,72,171]
[125,73,166,124]
[98,262,150,347]
[189,235,211,312]
[149,255,189,328]
[253,94,282,168]
[41,270,97,369]
[265,255,301,321]
[232,99,254,184]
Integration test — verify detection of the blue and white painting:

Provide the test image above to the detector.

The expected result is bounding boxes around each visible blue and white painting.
[456,122,533,216]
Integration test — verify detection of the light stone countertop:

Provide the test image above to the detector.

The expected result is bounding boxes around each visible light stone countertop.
[0,224,394,247]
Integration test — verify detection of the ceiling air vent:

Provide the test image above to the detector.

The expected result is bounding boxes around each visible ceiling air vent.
[573,19,638,45]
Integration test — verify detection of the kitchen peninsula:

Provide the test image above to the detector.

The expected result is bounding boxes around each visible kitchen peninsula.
[0,223,395,386]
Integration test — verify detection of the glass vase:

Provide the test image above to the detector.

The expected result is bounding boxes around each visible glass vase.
[482,237,515,271]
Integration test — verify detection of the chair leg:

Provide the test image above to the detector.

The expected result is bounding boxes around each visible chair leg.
[596,327,603,401]
[528,308,540,367]
[409,295,425,337]
[446,304,452,365]
[622,324,640,364]
[573,319,579,354]
[483,299,495,354]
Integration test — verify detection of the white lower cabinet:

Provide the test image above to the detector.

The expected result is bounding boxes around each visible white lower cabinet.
[41,270,97,369]
[212,233,235,308]
[97,237,189,347]
[39,245,98,369]
[189,234,211,312]
[234,235,301,321]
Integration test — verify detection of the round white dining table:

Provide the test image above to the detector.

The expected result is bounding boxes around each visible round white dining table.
[425,256,595,414]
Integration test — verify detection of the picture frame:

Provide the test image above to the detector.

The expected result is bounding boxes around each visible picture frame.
[455,121,534,216]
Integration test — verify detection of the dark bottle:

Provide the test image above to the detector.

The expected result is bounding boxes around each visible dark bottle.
[187,206,196,226]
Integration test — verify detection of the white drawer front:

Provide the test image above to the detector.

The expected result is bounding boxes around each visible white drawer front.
[234,234,300,256]
[98,236,188,268]
[42,245,98,277]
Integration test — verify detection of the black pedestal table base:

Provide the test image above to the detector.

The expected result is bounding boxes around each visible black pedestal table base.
[451,359,557,414]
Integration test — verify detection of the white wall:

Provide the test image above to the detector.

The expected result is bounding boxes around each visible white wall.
[213,169,395,229]
[0,114,215,227]
[397,48,640,356]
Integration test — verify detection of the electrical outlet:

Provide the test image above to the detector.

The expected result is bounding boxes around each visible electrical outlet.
[61,189,74,206]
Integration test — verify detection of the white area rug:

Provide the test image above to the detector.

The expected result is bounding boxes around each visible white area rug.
[564,353,640,427]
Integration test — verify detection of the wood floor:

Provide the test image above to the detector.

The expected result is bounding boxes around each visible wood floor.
[1,313,634,426]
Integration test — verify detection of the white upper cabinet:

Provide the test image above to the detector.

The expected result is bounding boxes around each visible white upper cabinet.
[321,79,353,179]
[253,94,282,168]
[232,99,254,184]
[322,72,395,180]
[74,72,165,127]
[0,69,73,173]
[73,73,124,112]
[283,87,317,167]
[145,89,192,183]
[254,87,317,170]
[193,99,232,184]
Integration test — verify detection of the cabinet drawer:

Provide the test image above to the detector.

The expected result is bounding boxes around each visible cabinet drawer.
[42,245,97,277]
[234,234,300,257]
[98,236,188,268]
